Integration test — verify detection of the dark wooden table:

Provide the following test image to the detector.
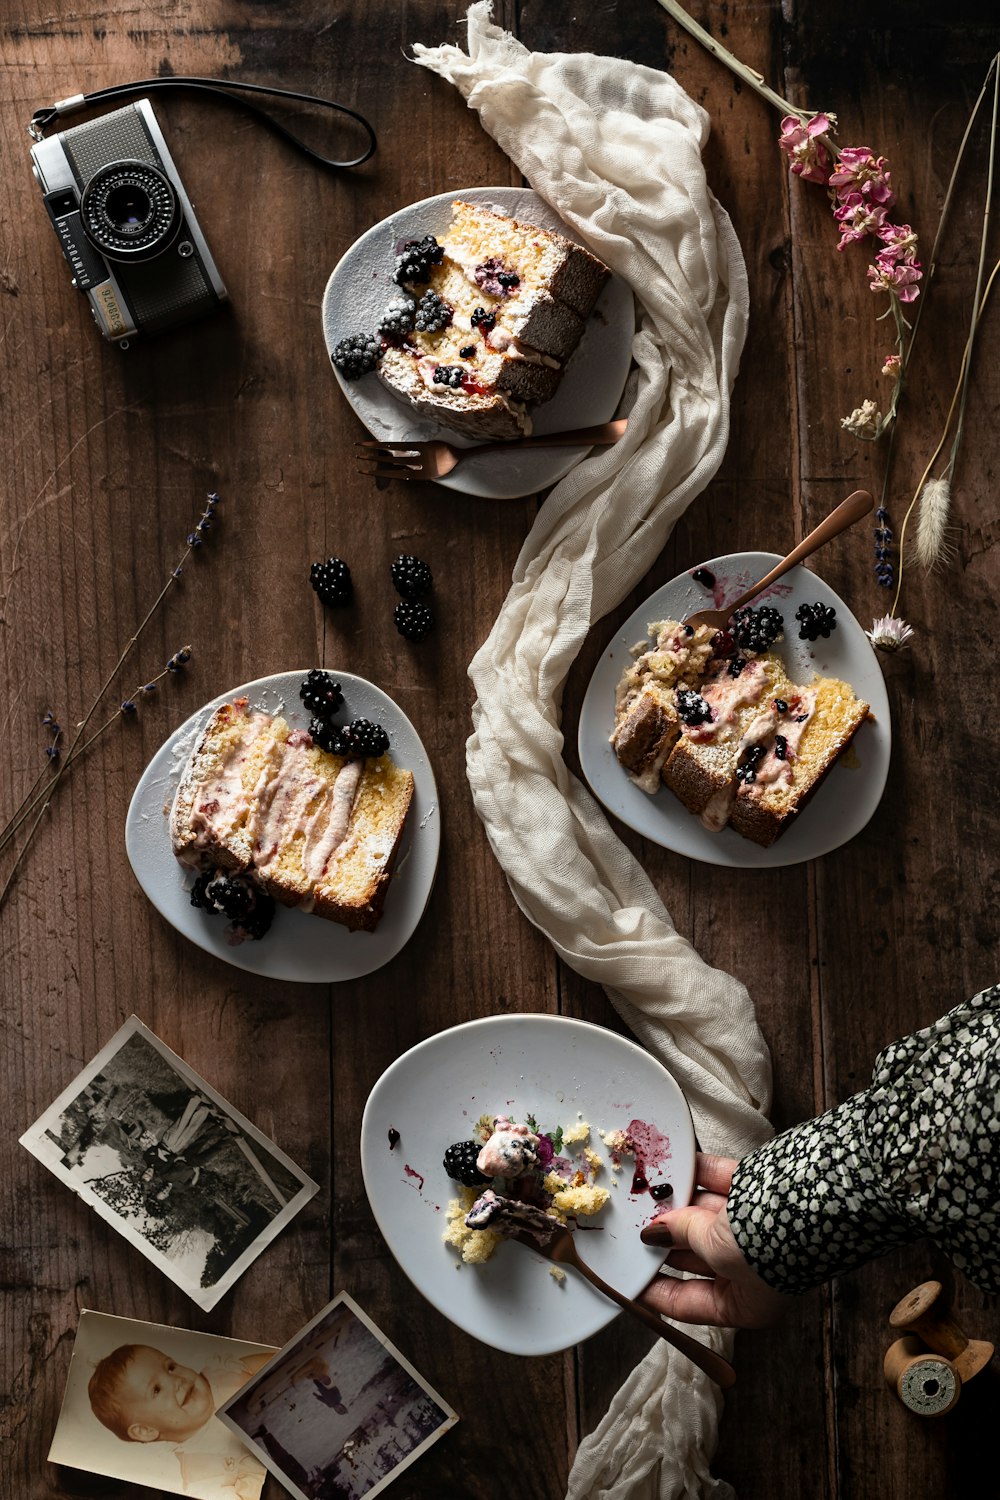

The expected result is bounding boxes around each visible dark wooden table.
[2,3,998,1497]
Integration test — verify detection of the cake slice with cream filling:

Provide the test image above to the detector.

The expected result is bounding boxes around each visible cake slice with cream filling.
[171,698,413,931]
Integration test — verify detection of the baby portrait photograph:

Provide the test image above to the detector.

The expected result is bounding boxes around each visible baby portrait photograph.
[217,1291,458,1500]
[19,1016,318,1308]
[48,1310,278,1500]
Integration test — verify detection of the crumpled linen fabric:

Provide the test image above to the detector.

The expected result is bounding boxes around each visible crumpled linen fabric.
[413,7,773,1497]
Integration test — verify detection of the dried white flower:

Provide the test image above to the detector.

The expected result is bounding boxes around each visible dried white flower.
[913,477,954,569]
[866,614,915,653]
[840,399,882,440]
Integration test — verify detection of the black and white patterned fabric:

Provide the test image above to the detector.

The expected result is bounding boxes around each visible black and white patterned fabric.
[727,984,1000,1295]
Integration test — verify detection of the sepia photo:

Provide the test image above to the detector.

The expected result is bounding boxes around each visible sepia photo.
[217,1291,458,1500]
[20,1016,318,1309]
[49,1310,277,1500]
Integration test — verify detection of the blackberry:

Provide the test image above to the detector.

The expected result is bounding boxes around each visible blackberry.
[774,698,788,714]
[443,1140,488,1188]
[239,891,276,942]
[310,557,353,607]
[735,743,767,784]
[773,734,788,761]
[459,345,476,359]
[727,656,747,679]
[675,688,712,727]
[414,291,452,333]
[393,234,444,286]
[331,333,381,380]
[391,554,433,599]
[471,306,496,333]
[433,364,463,388]
[309,716,350,755]
[730,605,784,653]
[341,718,390,758]
[474,258,520,297]
[311,717,389,758]
[203,873,255,920]
[394,600,434,642]
[378,294,417,338]
[795,602,838,642]
[299,669,344,719]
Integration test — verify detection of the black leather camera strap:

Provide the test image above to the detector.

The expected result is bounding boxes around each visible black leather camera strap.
[27,77,376,170]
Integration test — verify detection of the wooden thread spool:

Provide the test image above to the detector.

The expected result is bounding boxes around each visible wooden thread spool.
[889,1280,994,1384]
[884,1336,962,1417]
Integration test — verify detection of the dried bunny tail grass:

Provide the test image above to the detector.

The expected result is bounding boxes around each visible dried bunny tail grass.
[913,477,956,569]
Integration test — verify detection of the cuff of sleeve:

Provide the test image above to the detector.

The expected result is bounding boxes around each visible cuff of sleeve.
[727,1094,916,1294]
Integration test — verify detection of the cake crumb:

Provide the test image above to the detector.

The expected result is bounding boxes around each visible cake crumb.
[563,1120,591,1147]
[549,1266,567,1284]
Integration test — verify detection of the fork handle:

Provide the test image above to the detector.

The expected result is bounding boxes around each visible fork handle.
[470,417,628,457]
[725,488,874,617]
[575,1261,737,1388]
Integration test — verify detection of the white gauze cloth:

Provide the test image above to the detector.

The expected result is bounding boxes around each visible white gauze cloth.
[413,8,773,1497]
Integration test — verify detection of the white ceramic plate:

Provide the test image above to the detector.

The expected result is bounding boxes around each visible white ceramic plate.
[360,1013,695,1358]
[579,553,891,868]
[321,186,635,499]
[125,671,439,983]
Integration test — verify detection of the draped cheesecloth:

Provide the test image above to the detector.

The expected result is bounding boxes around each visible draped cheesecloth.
[413,7,773,1496]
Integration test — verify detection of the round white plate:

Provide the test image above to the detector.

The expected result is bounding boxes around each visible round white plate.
[125,671,440,983]
[579,553,891,868]
[321,186,635,499]
[360,1013,695,1358]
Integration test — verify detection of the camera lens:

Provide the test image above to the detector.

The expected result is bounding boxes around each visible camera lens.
[80,161,179,261]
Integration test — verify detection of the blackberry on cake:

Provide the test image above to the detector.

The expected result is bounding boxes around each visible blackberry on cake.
[310,557,353,607]
[391,554,433,600]
[394,600,434,641]
[730,605,784,653]
[378,294,417,338]
[414,291,452,333]
[299,668,344,719]
[331,333,381,380]
[393,234,444,287]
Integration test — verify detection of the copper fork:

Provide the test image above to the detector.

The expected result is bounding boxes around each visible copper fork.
[508,1222,736,1388]
[684,488,874,631]
[355,417,628,480]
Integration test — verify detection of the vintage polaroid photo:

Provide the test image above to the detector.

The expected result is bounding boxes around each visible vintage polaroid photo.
[20,1016,318,1309]
[49,1310,277,1500]
[217,1291,458,1500]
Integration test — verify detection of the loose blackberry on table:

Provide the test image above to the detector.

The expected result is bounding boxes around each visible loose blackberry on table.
[443,1140,489,1188]
[331,332,381,380]
[394,600,434,642]
[795,601,838,641]
[730,604,784,653]
[391,555,433,599]
[392,234,444,286]
[310,556,353,607]
[299,668,344,719]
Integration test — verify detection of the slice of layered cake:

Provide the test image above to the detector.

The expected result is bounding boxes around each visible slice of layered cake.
[333,200,611,440]
[171,699,414,931]
[611,604,871,846]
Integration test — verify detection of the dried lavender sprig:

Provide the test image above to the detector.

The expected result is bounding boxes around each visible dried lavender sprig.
[0,496,218,909]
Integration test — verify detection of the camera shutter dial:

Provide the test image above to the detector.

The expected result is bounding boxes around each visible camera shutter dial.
[80,160,179,261]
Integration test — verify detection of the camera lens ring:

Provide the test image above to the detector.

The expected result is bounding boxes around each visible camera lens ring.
[80,160,179,261]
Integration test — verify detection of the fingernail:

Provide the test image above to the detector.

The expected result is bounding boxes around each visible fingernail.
[640,1224,672,1247]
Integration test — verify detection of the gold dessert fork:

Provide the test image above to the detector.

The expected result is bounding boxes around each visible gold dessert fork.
[684,488,874,631]
[508,1223,737,1389]
[355,417,628,480]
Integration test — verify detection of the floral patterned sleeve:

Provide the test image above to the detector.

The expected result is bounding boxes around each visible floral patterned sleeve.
[727,985,1000,1295]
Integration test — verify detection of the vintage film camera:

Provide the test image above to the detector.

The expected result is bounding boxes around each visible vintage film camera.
[30,98,226,346]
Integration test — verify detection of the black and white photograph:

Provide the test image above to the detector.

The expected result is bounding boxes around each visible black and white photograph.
[19,1017,318,1309]
[217,1291,458,1500]
[48,1310,277,1500]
